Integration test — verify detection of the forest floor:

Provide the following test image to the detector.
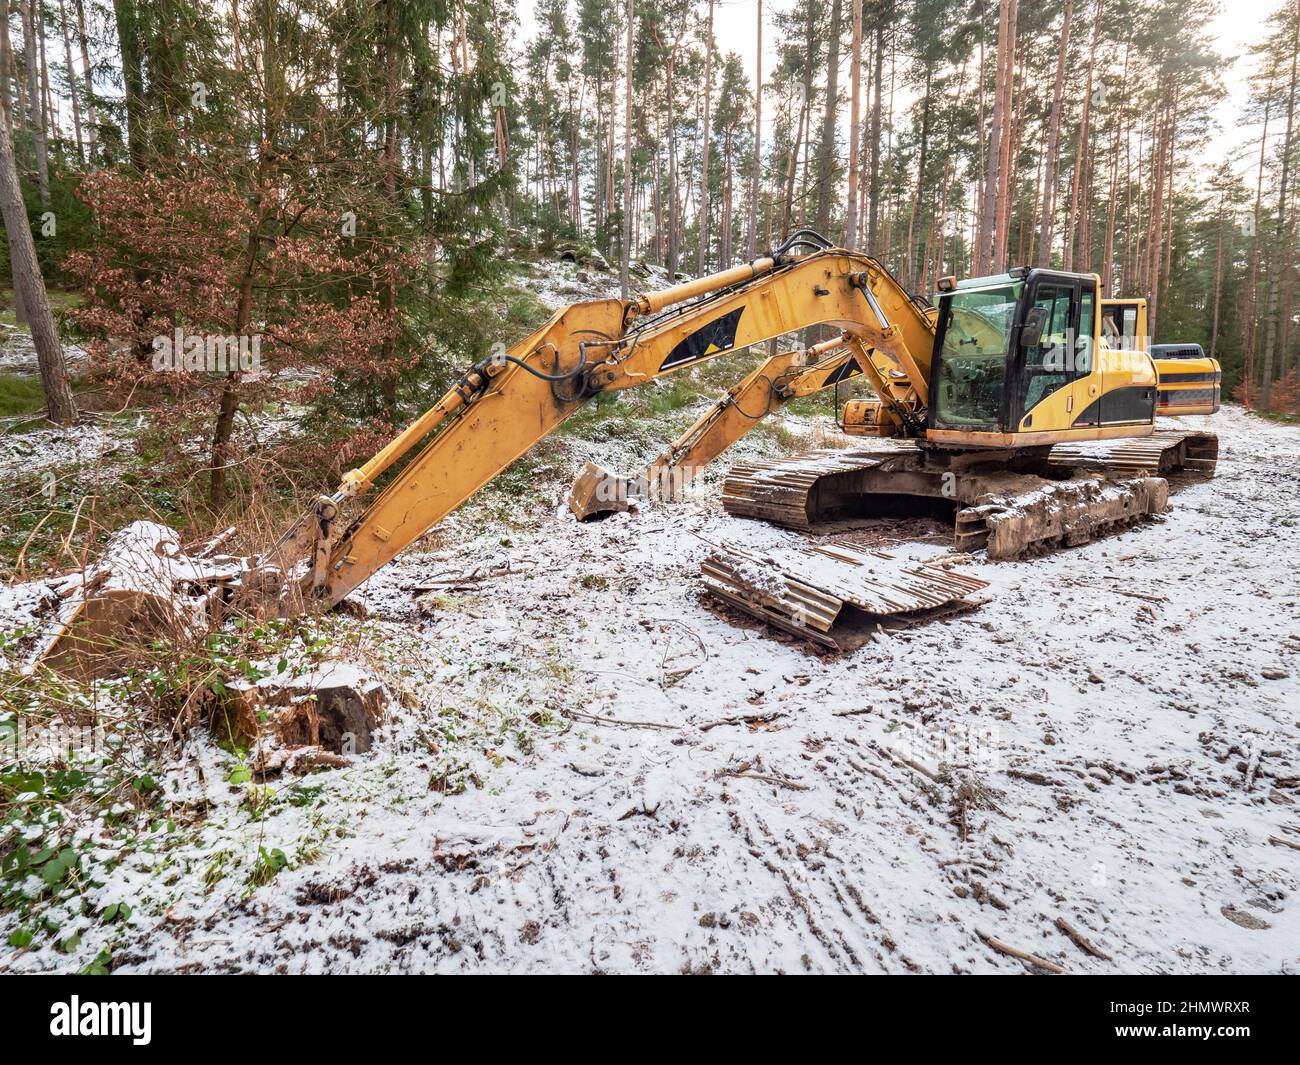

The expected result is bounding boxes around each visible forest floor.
[1,263,1298,974]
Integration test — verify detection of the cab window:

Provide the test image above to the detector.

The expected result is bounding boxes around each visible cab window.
[1022,284,1077,415]
[1078,289,1095,373]
[932,282,1022,429]
[1101,303,1139,349]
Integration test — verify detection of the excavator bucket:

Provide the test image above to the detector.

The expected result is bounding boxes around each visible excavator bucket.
[566,461,637,521]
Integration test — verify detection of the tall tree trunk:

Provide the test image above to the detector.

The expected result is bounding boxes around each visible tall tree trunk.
[21,0,49,205]
[665,56,676,274]
[112,0,147,168]
[781,87,805,239]
[867,13,884,251]
[0,99,73,423]
[13,6,24,136]
[620,0,632,296]
[1064,0,1102,271]
[607,79,615,249]
[38,0,49,145]
[972,0,986,264]
[1101,38,1128,295]
[58,0,81,161]
[1145,92,1169,336]
[791,0,817,234]
[993,1,1018,272]
[904,68,932,287]
[845,0,862,249]
[1159,96,1176,302]
[570,83,580,235]
[881,41,896,257]
[815,0,843,236]
[697,0,713,274]
[1262,15,1300,410]
[663,27,683,278]
[721,131,732,265]
[1036,0,1072,266]
[1210,199,1225,359]
[978,0,1010,273]
[746,0,762,258]
[1243,89,1272,406]
[0,0,13,135]
[377,0,401,420]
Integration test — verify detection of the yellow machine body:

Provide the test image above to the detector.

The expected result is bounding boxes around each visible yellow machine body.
[256,246,1218,611]
[1101,296,1221,415]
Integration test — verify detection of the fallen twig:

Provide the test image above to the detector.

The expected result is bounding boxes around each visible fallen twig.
[1054,916,1112,960]
[976,929,1066,974]
[1112,588,1167,604]
[564,708,676,731]
[714,769,808,791]
[1268,834,1300,851]
[699,710,787,732]
[15,510,53,575]
[1005,768,1061,787]
[409,554,538,590]
[876,742,942,782]
[193,526,238,558]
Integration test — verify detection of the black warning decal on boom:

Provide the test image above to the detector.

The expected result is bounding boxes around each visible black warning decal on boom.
[660,307,745,370]
[823,356,863,386]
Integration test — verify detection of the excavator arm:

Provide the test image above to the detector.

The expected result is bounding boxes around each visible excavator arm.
[566,336,865,520]
[268,243,933,611]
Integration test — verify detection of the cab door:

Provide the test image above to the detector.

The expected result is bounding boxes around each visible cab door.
[1074,282,1101,427]
[1017,279,1079,429]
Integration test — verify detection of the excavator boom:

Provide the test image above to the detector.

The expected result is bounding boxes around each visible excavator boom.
[281,240,930,609]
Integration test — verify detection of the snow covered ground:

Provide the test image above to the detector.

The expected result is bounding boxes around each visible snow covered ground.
[3,406,1298,974]
[0,325,89,376]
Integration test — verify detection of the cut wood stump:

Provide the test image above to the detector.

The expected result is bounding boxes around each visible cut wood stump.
[216,664,388,762]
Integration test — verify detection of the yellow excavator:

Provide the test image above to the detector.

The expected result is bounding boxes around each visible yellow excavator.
[42,231,1222,666]
[250,229,1216,614]
[570,244,1219,556]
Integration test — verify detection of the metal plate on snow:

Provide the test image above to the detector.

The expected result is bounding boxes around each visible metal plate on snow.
[701,539,989,650]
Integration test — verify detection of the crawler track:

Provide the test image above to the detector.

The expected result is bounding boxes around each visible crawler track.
[721,431,1218,559]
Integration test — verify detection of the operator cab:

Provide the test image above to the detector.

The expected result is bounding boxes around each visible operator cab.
[926,267,1157,447]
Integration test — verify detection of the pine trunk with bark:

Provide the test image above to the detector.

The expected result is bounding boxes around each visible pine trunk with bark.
[698,0,713,275]
[1036,0,1072,266]
[815,0,843,237]
[0,98,73,424]
[620,1,632,296]
[867,16,884,251]
[747,0,762,258]
[21,0,49,205]
[845,0,862,249]
[1261,20,1300,409]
